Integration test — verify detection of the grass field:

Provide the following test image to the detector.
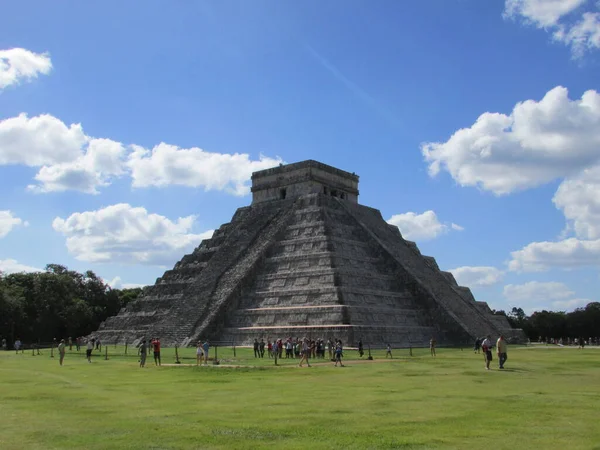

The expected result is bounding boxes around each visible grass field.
[1,344,599,449]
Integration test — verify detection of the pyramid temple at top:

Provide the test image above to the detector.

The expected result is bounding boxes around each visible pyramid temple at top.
[95,160,525,347]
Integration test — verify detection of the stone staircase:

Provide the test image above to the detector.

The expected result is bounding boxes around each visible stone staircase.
[216,194,442,347]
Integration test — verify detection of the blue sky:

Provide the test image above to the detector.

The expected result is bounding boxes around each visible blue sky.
[1,0,599,313]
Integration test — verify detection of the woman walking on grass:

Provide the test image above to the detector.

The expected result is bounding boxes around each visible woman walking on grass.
[334,340,344,367]
[298,338,311,367]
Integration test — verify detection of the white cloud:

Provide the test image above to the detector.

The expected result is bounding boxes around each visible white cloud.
[503,281,574,302]
[0,113,282,195]
[0,114,86,166]
[0,210,28,238]
[553,163,600,239]
[422,86,600,195]
[504,0,586,27]
[127,143,283,196]
[0,259,41,274]
[386,210,461,241]
[555,12,600,58]
[449,266,504,287]
[504,0,600,57]
[551,297,592,310]
[107,276,147,290]
[0,48,52,89]
[508,238,600,272]
[0,114,124,194]
[503,281,593,312]
[28,138,126,194]
[451,223,464,231]
[52,203,214,265]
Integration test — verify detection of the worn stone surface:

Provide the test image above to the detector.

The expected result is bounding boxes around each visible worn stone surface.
[95,160,526,346]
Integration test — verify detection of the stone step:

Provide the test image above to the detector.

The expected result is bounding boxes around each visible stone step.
[237,305,427,314]
[229,324,437,331]
[250,286,412,299]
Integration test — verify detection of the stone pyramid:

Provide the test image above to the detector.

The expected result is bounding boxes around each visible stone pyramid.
[96,160,525,347]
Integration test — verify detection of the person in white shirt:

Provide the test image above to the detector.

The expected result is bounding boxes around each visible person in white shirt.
[86,339,94,363]
[481,335,493,370]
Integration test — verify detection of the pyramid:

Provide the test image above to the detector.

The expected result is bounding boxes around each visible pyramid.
[96,160,525,347]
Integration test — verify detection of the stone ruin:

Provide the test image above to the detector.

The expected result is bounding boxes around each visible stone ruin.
[95,160,526,347]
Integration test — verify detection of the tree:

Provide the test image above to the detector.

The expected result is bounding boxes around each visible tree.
[0,265,145,345]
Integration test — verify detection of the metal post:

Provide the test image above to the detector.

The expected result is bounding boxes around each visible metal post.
[409,345,413,357]
[105,346,108,360]
[214,345,218,364]
[367,344,373,360]
[125,341,128,355]
[50,343,54,358]
[233,341,236,357]
[175,345,181,364]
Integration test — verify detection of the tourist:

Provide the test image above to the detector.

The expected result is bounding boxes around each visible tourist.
[75,337,81,351]
[430,337,437,357]
[327,339,333,360]
[496,335,507,369]
[86,338,94,363]
[139,339,147,368]
[386,343,392,358]
[286,339,293,358]
[298,338,311,367]
[152,337,161,366]
[334,340,344,367]
[196,342,204,366]
[253,339,260,358]
[58,339,66,366]
[68,337,72,351]
[14,338,22,354]
[259,339,265,358]
[96,337,101,351]
[481,335,493,370]
[1,337,6,351]
[267,340,272,358]
[203,341,210,364]
[474,337,481,353]
[358,339,364,357]
[272,340,279,366]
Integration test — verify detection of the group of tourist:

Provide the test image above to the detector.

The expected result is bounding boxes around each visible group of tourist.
[476,335,508,370]
[137,338,162,368]
[540,337,598,347]
[252,337,346,366]
[195,340,210,366]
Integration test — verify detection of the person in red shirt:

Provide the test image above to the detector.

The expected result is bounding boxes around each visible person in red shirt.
[151,338,161,366]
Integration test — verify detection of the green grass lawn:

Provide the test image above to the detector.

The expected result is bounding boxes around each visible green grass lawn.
[1,345,599,449]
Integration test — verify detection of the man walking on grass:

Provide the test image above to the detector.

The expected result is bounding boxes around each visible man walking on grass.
[152,337,161,366]
[58,339,66,366]
[139,339,147,368]
[272,340,279,366]
[496,335,508,369]
[481,335,493,370]
[86,338,94,363]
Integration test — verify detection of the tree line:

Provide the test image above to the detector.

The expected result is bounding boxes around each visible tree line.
[494,304,600,341]
[0,264,144,346]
